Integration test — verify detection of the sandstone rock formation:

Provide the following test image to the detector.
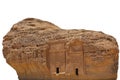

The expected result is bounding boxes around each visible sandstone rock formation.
[3,18,119,80]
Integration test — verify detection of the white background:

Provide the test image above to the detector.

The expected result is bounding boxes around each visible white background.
[0,0,120,80]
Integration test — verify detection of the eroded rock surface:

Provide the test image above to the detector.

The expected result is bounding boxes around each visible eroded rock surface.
[3,18,119,80]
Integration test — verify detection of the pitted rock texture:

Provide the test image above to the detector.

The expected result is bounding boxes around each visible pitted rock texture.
[3,18,119,80]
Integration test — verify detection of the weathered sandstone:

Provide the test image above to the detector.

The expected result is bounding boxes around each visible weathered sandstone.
[3,18,119,80]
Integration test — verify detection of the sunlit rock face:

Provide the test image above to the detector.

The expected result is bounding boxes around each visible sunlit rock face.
[3,18,119,80]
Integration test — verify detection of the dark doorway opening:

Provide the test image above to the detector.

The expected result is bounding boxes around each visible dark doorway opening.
[75,68,79,75]
[56,67,59,74]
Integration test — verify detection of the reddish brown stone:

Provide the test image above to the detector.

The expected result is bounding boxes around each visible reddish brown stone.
[3,18,119,80]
